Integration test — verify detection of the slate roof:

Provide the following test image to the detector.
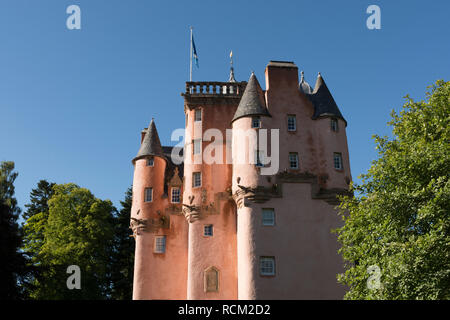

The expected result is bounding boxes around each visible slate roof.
[231,72,271,123]
[132,119,165,163]
[306,73,346,124]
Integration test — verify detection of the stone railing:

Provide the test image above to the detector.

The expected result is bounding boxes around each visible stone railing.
[185,82,246,96]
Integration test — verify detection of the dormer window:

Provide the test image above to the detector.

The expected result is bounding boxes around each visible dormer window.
[331,118,338,132]
[171,187,180,203]
[195,109,202,122]
[251,117,261,128]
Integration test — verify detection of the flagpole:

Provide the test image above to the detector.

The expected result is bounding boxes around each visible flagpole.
[189,26,193,82]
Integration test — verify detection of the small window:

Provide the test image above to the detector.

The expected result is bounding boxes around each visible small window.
[144,187,153,202]
[331,118,338,132]
[193,172,202,188]
[287,115,296,131]
[193,139,201,155]
[260,257,275,276]
[251,117,261,128]
[255,150,264,167]
[195,109,202,122]
[186,113,189,126]
[171,188,180,203]
[334,153,343,170]
[154,236,166,253]
[262,208,275,226]
[146,157,154,166]
[289,153,299,169]
[204,225,213,236]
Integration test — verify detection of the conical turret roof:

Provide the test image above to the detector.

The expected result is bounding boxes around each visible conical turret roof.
[132,119,165,163]
[232,72,270,123]
[306,73,346,124]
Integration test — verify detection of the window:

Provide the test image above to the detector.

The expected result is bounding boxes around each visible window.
[287,115,296,131]
[255,150,264,167]
[252,117,261,128]
[195,109,202,122]
[289,153,299,169]
[171,187,180,203]
[260,257,275,276]
[331,118,338,132]
[144,187,153,202]
[334,153,343,170]
[262,208,275,226]
[193,172,202,188]
[204,225,213,236]
[193,139,201,155]
[154,236,166,253]
[186,113,189,126]
[146,157,154,166]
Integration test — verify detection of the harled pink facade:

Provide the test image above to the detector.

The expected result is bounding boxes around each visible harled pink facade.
[130,61,352,300]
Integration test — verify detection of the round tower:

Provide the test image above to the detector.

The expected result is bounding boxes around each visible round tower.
[131,119,168,299]
[231,73,272,299]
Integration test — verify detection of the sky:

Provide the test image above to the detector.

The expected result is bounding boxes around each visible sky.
[0,0,449,215]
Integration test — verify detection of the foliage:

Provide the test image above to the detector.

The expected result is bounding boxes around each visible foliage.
[0,161,29,299]
[336,80,450,299]
[110,187,134,300]
[27,183,116,299]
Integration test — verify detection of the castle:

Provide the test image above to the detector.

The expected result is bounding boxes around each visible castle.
[130,60,352,299]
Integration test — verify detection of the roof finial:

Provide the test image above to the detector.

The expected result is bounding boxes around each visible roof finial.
[301,71,305,82]
[228,50,236,82]
[318,72,321,77]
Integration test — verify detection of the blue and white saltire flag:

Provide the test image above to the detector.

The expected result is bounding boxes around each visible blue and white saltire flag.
[192,34,199,68]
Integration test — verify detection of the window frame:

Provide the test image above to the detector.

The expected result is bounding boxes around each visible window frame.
[146,157,154,167]
[203,224,213,237]
[289,152,299,169]
[194,109,202,122]
[154,235,166,254]
[193,172,202,188]
[193,139,201,155]
[144,187,153,202]
[171,187,181,203]
[334,152,343,170]
[262,208,275,226]
[251,117,261,129]
[331,118,338,132]
[287,114,297,132]
[259,256,276,276]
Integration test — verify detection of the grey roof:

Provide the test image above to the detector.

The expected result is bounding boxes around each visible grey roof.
[232,73,271,123]
[132,119,165,163]
[306,73,346,124]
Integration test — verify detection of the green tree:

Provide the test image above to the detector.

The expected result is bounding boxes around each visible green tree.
[0,161,29,299]
[336,80,450,299]
[21,180,55,297]
[31,183,116,299]
[110,187,134,300]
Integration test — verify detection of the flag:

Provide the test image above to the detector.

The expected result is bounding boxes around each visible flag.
[192,34,199,68]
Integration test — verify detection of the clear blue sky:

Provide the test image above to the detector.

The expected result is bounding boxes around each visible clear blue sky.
[1,0,449,213]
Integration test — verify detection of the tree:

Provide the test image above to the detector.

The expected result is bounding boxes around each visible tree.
[0,161,29,299]
[336,80,450,299]
[21,180,55,297]
[110,187,134,300]
[31,183,116,299]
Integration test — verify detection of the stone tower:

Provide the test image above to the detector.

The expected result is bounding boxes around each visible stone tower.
[130,60,352,299]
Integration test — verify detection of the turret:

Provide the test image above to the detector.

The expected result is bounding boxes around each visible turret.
[231,72,272,299]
